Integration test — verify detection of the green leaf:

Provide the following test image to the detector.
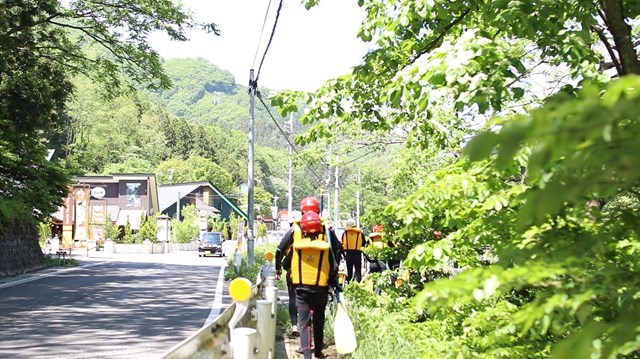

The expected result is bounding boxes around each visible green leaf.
[463,131,499,162]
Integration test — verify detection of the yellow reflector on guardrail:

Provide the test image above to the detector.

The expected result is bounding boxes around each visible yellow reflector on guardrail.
[265,252,274,261]
[229,277,252,302]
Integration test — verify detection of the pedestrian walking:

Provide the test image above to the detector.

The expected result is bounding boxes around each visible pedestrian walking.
[341,218,364,283]
[280,196,342,359]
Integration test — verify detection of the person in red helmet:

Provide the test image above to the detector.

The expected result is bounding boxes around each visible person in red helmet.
[277,197,342,359]
[300,196,320,214]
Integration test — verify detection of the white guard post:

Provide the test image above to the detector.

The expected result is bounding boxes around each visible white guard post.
[255,268,278,359]
[255,254,278,359]
[256,298,275,359]
[232,327,257,359]
[228,278,256,359]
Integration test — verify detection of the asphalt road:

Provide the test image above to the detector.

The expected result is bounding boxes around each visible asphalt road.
[0,251,231,359]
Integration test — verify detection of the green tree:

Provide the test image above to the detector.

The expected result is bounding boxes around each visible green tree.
[138,214,158,243]
[37,220,52,246]
[227,213,243,242]
[61,78,171,174]
[155,156,236,193]
[257,223,267,238]
[273,1,640,357]
[207,217,228,237]
[158,116,194,160]
[1,1,73,220]
[105,216,121,241]
[121,220,134,244]
[173,204,199,243]
[1,0,218,274]
[2,0,219,213]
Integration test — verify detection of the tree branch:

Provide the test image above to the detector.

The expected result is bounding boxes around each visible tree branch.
[410,8,472,63]
[591,24,623,74]
[34,45,99,65]
[600,0,640,75]
[38,53,86,74]
[49,20,131,65]
[5,12,64,36]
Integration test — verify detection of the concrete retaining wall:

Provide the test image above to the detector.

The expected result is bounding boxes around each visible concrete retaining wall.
[103,240,199,254]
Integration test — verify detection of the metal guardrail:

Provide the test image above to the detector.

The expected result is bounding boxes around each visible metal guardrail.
[161,264,278,359]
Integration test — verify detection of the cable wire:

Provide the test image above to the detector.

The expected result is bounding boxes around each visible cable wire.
[256,93,359,200]
[254,0,284,83]
[257,94,298,153]
[256,93,327,185]
[252,0,273,68]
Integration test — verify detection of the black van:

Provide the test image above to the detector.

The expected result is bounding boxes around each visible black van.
[198,232,224,257]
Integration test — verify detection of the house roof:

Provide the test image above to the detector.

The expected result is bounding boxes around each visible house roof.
[158,183,200,213]
[158,181,247,220]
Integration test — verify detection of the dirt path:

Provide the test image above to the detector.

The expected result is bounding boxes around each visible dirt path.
[275,324,340,358]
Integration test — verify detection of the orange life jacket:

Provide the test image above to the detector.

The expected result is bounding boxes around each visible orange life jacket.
[369,232,385,249]
[341,227,363,250]
[290,233,331,287]
[282,222,301,272]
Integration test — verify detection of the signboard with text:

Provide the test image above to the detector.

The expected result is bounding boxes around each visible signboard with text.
[73,185,90,240]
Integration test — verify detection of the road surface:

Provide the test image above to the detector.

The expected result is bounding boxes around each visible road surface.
[0,251,231,359]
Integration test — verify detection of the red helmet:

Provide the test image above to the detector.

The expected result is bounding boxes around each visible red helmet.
[300,212,322,235]
[300,196,320,214]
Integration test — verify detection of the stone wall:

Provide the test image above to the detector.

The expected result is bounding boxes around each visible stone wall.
[0,218,43,278]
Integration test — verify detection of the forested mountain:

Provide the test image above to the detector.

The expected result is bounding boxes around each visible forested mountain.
[146,58,304,149]
[55,75,295,216]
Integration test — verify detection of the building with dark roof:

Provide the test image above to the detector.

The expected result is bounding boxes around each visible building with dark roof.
[158,181,247,221]
[52,173,159,246]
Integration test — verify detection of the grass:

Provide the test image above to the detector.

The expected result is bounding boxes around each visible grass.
[42,254,78,268]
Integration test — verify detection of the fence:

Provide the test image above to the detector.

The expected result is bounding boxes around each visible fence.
[161,264,278,359]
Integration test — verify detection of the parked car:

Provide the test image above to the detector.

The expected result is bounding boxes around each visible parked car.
[266,230,287,243]
[198,231,224,257]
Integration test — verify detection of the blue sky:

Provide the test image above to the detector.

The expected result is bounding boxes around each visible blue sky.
[149,0,371,92]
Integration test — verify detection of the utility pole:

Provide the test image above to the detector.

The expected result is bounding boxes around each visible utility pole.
[287,113,293,213]
[333,165,340,230]
[247,69,256,266]
[356,170,361,227]
[176,191,181,222]
[325,145,332,217]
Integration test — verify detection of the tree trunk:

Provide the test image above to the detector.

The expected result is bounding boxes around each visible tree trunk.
[601,0,640,75]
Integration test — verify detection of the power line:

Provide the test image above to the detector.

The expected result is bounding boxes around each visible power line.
[256,93,327,185]
[342,150,376,166]
[254,0,284,83]
[256,93,298,153]
[256,93,359,200]
[252,0,273,69]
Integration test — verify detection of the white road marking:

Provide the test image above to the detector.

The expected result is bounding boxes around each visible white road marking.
[204,262,227,326]
[0,261,104,289]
